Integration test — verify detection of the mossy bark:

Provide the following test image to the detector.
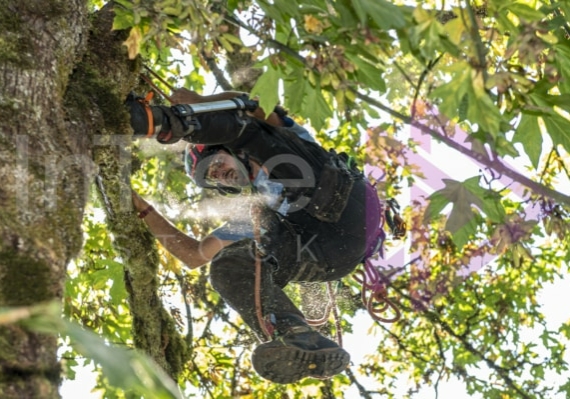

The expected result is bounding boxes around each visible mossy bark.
[0,1,89,398]
[0,0,187,396]
[79,3,189,381]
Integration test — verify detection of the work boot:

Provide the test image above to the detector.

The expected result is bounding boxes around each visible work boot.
[251,314,350,384]
[125,92,189,144]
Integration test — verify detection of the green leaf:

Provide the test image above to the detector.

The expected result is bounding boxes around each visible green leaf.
[529,88,570,115]
[303,85,332,132]
[431,62,501,135]
[442,15,466,46]
[112,5,135,30]
[220,33,244,46]
[333,0,361,30]
[503,3,545,22]
[514,113,542,169]
[352,0,406,29]
[273,0,301,19]
[554,42,570,94]
[560,321,570,340]
[107,261,128,306]
[542,114,570,154]
[462,177,505,223]
[226,0,240,12]
[424,178,481,244]
[458,94,469,121]
[284,69,308,115]
[409,9,446,58]
[64,322,183,399]
[345,53,386,92]
[424,177,503,247]
[257,0,298,24]
[468,73,502,135]
[349,0,366,25]
[430,61,471,120]
[250,63,281,118]
[162,6,182,16]
[13,302,183,399]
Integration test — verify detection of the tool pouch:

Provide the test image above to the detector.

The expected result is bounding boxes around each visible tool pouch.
[305,157,355,223]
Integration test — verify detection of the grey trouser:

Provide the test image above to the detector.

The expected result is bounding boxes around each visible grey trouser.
[209,179,368,339]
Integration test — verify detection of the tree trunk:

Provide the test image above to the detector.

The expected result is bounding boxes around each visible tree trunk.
[0,1,89,398]
[0,1,187,396]
[82,4,189,380]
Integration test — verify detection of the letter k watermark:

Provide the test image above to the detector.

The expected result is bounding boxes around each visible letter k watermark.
[297,234,318,261]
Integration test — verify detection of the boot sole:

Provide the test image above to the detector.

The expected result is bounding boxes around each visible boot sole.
[252,340,350,384]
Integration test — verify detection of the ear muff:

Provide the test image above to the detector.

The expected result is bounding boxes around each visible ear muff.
[184,144,207,178]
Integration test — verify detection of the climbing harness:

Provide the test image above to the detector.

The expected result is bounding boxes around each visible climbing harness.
[353,182,407,324]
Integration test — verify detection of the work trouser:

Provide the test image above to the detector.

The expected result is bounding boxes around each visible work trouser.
[209,179,370,340]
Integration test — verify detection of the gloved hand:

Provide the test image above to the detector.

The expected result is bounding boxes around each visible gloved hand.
[125,92,158,137]
[154,105,193,144]
[125,92,192,143]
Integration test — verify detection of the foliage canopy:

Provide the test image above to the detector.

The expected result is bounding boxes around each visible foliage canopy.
[17,0,570,398]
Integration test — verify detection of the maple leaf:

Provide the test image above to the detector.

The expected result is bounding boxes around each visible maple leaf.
[424,177,491,248]
[123,26,142,60]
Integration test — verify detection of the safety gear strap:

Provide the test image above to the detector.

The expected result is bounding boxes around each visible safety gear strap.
[135,91,155,138]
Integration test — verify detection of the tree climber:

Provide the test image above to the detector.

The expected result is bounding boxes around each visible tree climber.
[127,89,386,384]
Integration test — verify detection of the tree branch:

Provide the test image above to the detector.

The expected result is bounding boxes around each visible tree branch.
[176,272,194,348]
[352,89,570,207]
[223,10,570,208]
[344,367,374,399]
[424,310,532,399]
[386,283,534,399]
[201,51,233,91]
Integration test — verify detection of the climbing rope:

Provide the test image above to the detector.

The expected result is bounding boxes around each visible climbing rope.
[353,260,401,323]
[251,206,274,341]
[139,65,175,103]
[352,197,405,324]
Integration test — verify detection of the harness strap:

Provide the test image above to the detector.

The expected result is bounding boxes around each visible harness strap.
[355,182,406,323]
[252,206,273,340]
[134,90,155,138]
